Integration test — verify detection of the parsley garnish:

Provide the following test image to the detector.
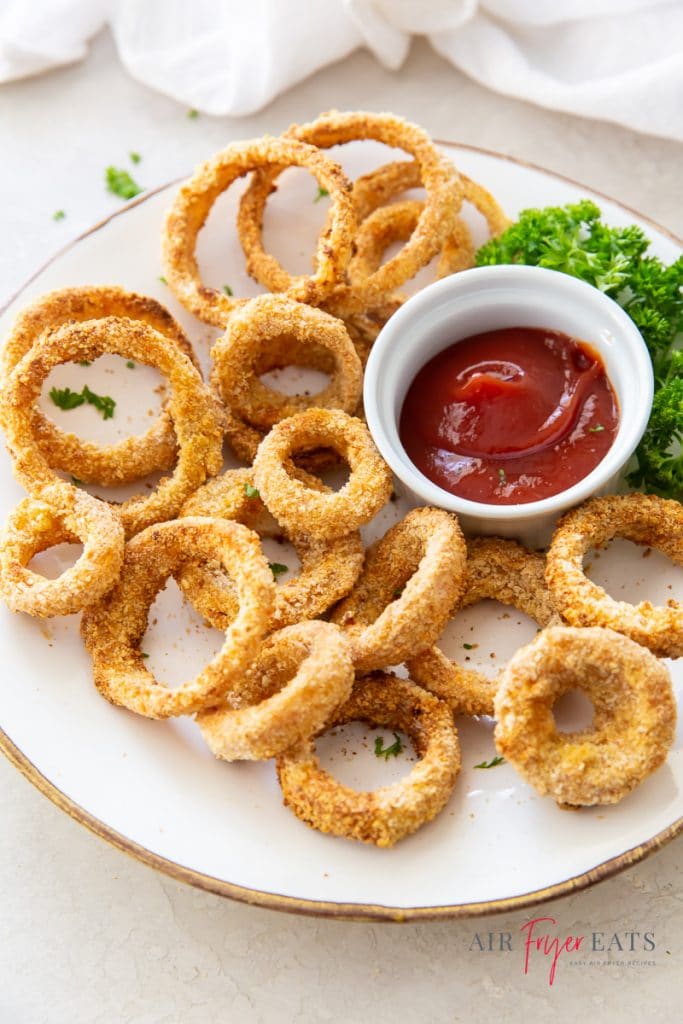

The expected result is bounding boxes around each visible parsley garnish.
[392,584,405,599]
[589,423,605,433]
[313,186,329,203]
[269,562,288,578]
[498,468,506,485]
[70,475,82,486]
[463,642,474,650]
[50,385,116,420]
[126,361,136,369]
[141,652,150,659]
[129,151,142,164]
[223,284,233,296]
[52,210,66,222]
[187,108,199,119]
[474,755,505,769]
[158,275,168,285]
[244,482,260,499]
[374,732,403,760]
[477,199,683,499]
[78,360,92,367]
[105,166,143,200]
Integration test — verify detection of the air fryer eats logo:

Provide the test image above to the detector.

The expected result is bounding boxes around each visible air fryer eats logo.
[468,918,656,986]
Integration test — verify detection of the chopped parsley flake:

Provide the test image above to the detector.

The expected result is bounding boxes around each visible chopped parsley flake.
[374,732,403,760]
[126,361,136,369]
[78,360,92,367]
[70,475,82,486]
[141,652,150,659]
[187,108,199,119]
[498,468,507,485]
[105,166,143,200]
[50,385,116,420]
[589,423,605,433]
[52,210,66,222]
[222,284,233,296]
[474,755,505,769]
[463,642,474,650]
[244,482,260,499]
[158,275,168,285]
[313,186,329,203]
[269,562,288,578]
[129,151,142,164]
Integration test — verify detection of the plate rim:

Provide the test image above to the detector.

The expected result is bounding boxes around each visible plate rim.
[2,140,681,923]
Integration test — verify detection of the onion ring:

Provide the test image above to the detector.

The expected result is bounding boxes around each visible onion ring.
[0,317,225,538]
[210,294,362,430]
[252,408,393,541]
[0,285,199,486]
[545,493,683,658]
[177,468,364,631]
[347,199,476,294]
[80,517,275,719]
[346,160,510,238]
[197,620,354,761]
[162,136,355,327]
[0,489,124,617]
[409,537,560,717]
[237,111,462,316]
[276,672,461,847]
[494,625,676,807]
[331,507,467,672]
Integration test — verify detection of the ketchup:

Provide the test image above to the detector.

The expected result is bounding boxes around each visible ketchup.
[399,327,619,505]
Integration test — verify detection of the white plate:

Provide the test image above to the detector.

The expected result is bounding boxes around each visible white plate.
[1,142,681,922]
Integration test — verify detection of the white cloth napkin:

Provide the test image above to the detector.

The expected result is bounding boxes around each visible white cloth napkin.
[1,0,682,140]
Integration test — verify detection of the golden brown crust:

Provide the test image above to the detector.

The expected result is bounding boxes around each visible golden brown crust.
[197,620,354,761]
[237,111,463,316]
[331,507,467,672]
[276,672,460,847]
[409,537,560,717]
[177,468,364,632]
[494,625,676,807]
[546,493,683,657]
[253,409,393,541]
[162,136,355,326]
[0,491,124,617]
[0,285,198,486]
[80,517,275,719]
[210,294,362,430]
[0,317,225,538]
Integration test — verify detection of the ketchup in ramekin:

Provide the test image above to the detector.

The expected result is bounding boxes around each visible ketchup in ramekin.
[399,326,618,505]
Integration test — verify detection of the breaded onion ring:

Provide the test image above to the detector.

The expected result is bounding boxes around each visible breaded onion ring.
[494,626,676,807]
[210,294,362,430]
[237,111,462,315]
[331,507,466,672]
[253,408,393,541]
[347,160,510,239]
[276,673,461,847]
[0,285,198,486]
[0,489,124,617]
[177,468,364,631]
[409,538,560,717]
[80,517,275,719]
[197,620,354,761]
[0,317,224,538]
[546,493,683,658]
[347,199,475,292]
[162,136,355,326]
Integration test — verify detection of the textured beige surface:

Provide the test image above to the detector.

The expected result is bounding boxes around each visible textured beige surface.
[1,25,682,1023]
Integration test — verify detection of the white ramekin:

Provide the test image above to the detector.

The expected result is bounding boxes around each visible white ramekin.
[363,265,653,547]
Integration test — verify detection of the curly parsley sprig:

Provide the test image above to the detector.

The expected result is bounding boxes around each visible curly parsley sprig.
[476,200,683,498]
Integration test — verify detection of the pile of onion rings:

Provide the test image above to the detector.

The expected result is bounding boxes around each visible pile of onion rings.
[1,109,677,851]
